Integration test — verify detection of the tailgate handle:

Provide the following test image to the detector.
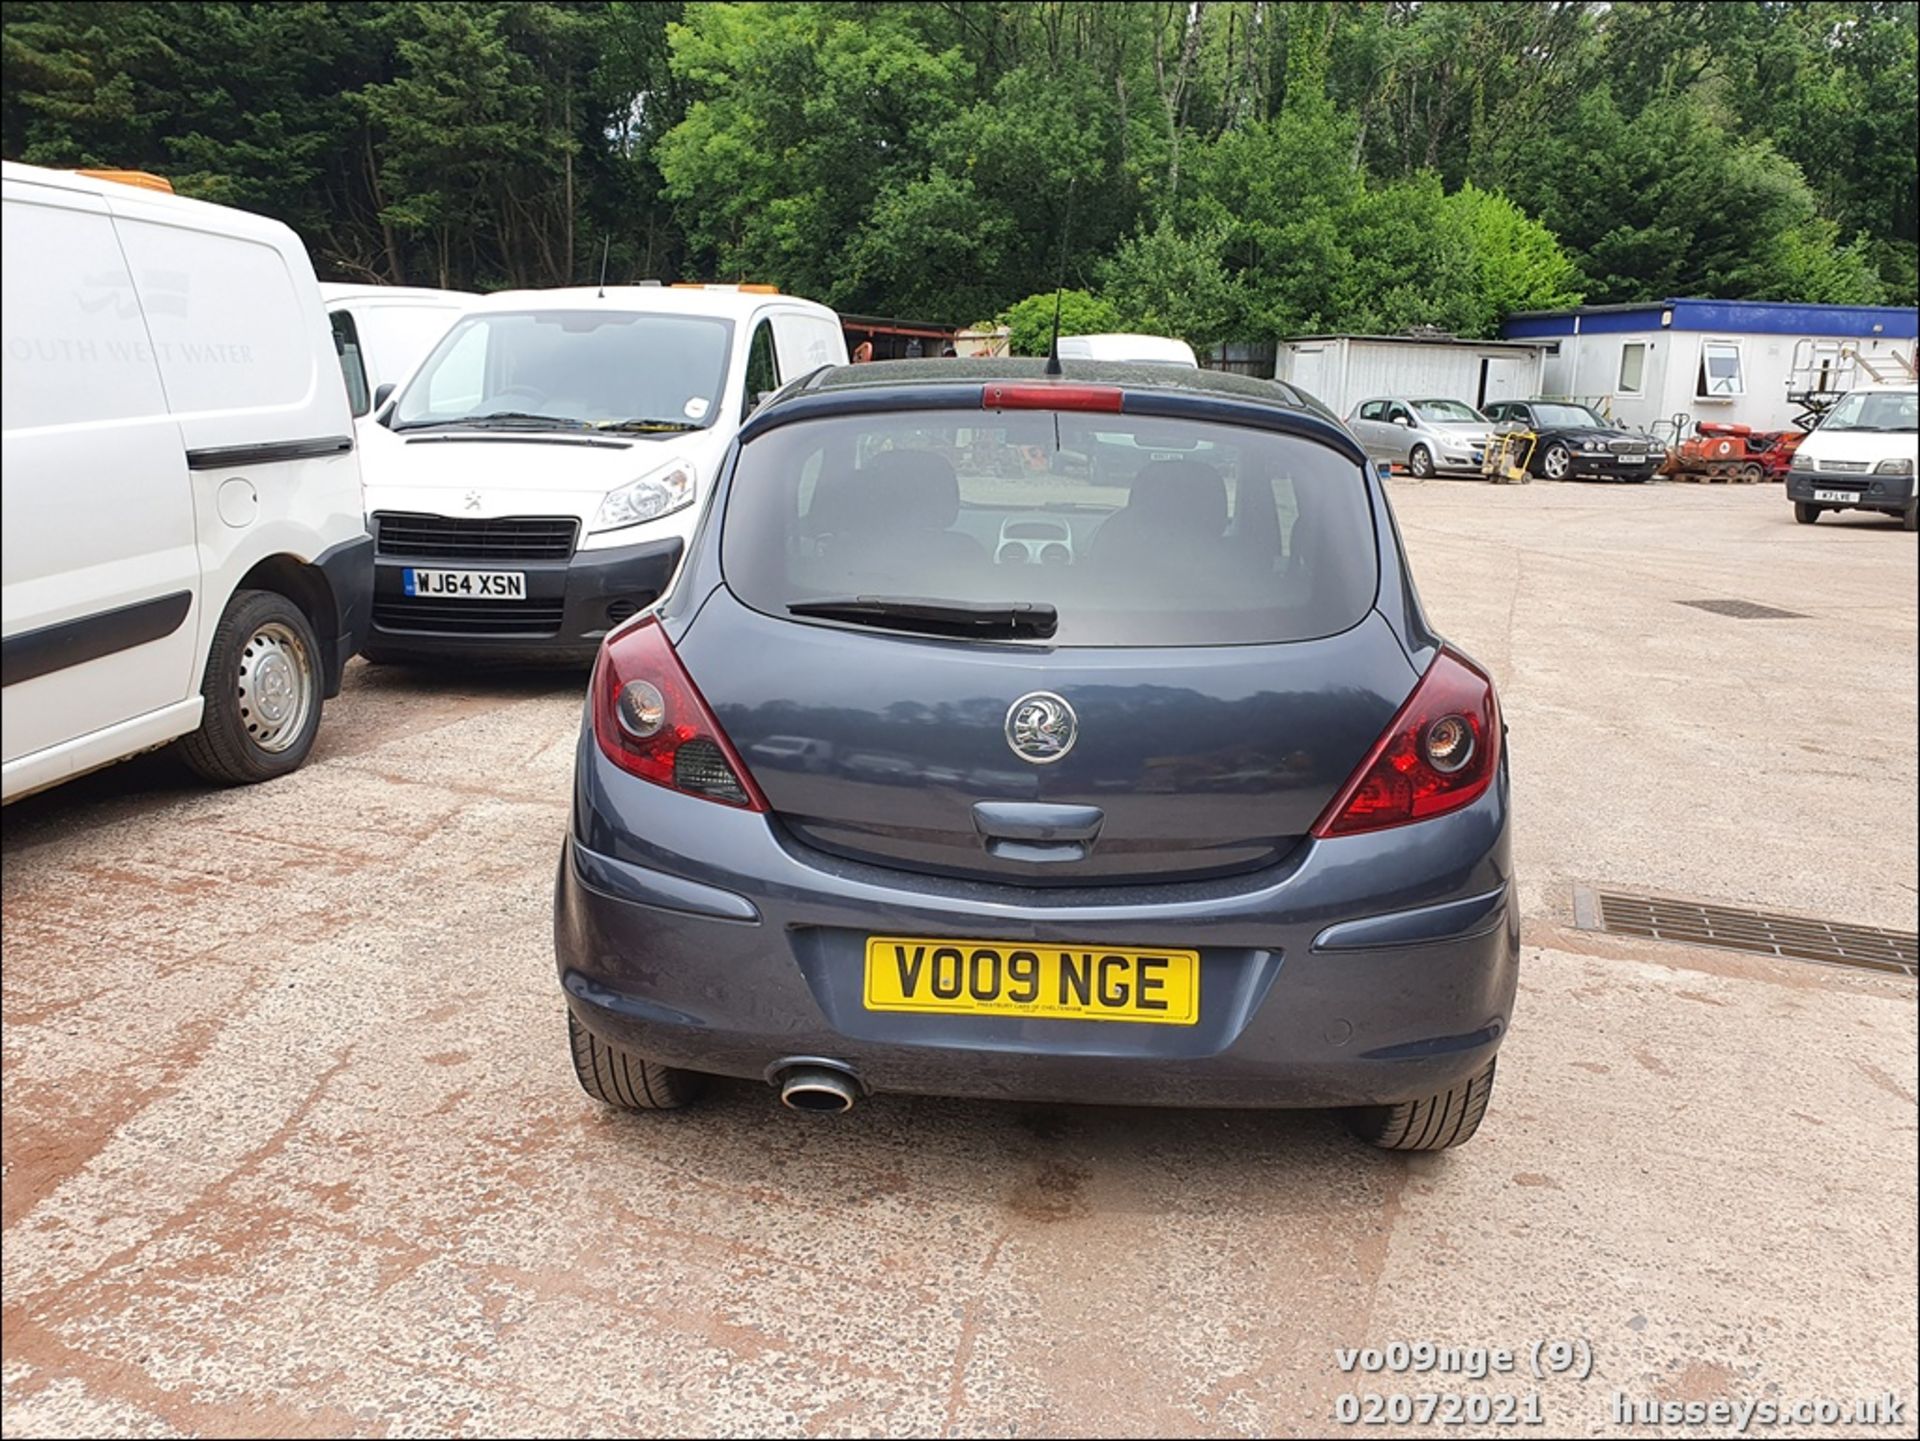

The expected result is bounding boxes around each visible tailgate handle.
[971,803,1104,859]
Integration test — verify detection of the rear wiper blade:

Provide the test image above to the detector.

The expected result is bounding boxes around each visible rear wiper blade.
[788,595,1058,639]
[393,411,588,433]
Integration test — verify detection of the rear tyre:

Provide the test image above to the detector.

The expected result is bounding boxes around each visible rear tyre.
[1740,462,1764,484]
[1904,502,1917,533]
[1408,444,1435,479]
[1345,1058,1496,1151]
[567,1011,704,1111]
[1794,502,1820,525]
[177,590,323,785]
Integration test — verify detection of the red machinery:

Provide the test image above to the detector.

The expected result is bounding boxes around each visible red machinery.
[1661,421,1801,483]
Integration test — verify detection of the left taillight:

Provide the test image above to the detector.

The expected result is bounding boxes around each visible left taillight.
[1312,648,1501,838]
[591,617,767,810]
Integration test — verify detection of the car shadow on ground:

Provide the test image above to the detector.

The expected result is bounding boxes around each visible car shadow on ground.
[606,1074,1417,1221]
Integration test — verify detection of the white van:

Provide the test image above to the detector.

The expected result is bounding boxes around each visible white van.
[356,283,845,661]
[1056,333,1200,368]
[320,283,476,418]
[1786,382,1919,530]
[2,163,372,802]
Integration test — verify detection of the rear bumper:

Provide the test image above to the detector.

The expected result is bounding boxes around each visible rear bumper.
[555,738,1519,1110]
[1785,469,1914,514]
[368,535,684,661]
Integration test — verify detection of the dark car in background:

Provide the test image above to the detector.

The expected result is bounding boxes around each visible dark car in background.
[1483,399,1663,482]
[555,360,1517,1150]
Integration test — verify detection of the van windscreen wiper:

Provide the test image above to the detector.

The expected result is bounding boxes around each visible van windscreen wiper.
[788,595,1059,639]
[393,411,588,433]
[595,417,702,433]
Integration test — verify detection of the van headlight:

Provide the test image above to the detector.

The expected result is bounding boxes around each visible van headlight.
[592,461,696,533]
[1874,458,1915,475]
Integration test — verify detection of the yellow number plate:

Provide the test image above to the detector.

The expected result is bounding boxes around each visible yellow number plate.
[863,937,1199,1025]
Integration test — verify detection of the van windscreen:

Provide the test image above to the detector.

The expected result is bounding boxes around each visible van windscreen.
[390,310,733,432]
[722,409,1379,646]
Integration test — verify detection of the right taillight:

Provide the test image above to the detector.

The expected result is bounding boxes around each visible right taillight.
[591,617,766,810]
[1312,648,1501,838]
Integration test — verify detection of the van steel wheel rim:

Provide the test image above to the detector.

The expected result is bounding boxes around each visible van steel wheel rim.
[1544,447,1570,479]
[238,621,314,753]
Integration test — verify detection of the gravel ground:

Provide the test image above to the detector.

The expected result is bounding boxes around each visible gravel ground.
[3,479,1914,1438]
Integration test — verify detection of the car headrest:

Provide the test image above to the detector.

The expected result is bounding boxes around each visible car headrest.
[1123,460,1228,536]
[809,448,962,537]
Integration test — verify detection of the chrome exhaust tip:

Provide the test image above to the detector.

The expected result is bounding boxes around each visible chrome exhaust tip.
[777,1065,859,1114]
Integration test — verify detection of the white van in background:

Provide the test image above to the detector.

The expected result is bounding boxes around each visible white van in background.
[1057,333,1200,368]
[357,282,845,662]
[320,283,476,417]
[1,163,373,802]
[1786,382,1920,530]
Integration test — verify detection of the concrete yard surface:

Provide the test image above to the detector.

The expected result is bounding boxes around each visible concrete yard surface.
[3,481,1915,1437]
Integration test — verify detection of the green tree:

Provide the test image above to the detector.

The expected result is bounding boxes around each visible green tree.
[1099,217,1239,350]
[4,1,1909,324]
[999,288,1121,356]
[658,1,969,302]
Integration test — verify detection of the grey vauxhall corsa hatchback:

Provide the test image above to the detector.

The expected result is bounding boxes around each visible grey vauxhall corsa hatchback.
[555,359,1517,1150]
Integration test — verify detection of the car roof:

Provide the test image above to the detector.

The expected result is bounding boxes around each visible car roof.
[465,284,835,322]
[793,357,1334,419]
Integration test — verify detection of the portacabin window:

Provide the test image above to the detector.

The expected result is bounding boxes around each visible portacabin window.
[1618,342,1647,396]
[1696,340,1744,399]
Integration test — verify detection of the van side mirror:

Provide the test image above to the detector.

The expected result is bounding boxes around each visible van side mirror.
[373,382,395,410]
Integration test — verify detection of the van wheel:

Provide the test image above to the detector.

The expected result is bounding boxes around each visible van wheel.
[178,590,323,784]
[1904,502,1917,533]
[567,1011,703,1111]
[1794,502,1820,525]
[1345,1059,1496,1151]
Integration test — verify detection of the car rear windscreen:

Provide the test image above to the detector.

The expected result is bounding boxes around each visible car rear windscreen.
[722,408,1379,646]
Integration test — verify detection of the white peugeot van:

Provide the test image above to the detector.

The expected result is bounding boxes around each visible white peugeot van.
[320,283,476,418]
[356,283,845,661]
[1786,382,1919,530]
[2,164,372,802]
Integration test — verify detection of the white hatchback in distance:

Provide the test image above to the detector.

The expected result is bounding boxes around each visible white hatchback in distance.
[1056,333,1199,367]
[356,283,846,662]
[2,163,372,802]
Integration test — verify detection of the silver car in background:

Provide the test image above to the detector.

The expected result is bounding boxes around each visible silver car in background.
[1347,397,1496,478]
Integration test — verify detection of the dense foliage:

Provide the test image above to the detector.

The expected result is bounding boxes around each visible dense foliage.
[5,1,1914,347]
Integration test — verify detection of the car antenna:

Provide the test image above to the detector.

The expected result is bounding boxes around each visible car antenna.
[596,236,611,298]
[1043,179,1076,377]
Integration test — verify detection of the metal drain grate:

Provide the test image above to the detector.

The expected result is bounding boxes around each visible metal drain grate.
[1676,598,1809,620]
[1574,887,1916,977]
